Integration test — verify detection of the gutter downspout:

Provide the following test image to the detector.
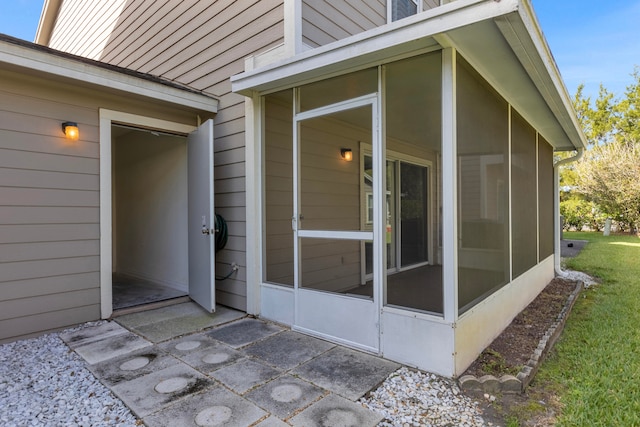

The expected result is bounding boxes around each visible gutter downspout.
[553,148,584,275]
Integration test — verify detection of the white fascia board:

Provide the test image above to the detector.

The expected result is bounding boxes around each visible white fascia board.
[495,1,587,150]
[34,0,61,45]
[231,0,519,95]
[0,41,218,114]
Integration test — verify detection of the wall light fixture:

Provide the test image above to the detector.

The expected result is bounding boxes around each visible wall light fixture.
[62,122,79,141]
[341,148,353,162]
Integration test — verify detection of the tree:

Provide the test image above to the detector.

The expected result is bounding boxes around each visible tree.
[575,143,640,232]
[570,69,640,233]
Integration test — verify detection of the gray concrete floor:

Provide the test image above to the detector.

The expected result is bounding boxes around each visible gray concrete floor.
[60,302,399,426]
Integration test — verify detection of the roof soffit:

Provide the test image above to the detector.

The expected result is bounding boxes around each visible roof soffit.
[232,0,586,151]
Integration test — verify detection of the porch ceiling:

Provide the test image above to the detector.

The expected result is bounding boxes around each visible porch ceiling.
[231,0,587,151]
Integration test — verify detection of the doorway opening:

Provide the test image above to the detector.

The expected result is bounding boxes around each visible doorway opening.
[111,124,189,310]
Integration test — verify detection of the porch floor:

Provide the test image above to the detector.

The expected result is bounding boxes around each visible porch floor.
[112,274,187,311]
[346,265,444,314]
[59,302,397,426]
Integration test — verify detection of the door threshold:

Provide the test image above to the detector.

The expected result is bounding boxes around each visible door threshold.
[111,296,191,318]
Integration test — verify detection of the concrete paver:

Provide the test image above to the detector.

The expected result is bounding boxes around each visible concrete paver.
[211,358,282,394]
[292,346,400,401]
[158,333,244,373]
[117,303,245,343]
[289,393,384,427]
[110,363,215,418]
[245,374,325,420]
[88,346,179,386]
[256,416,291,427]
[142,385,267,427]
[244,330,335,370]
[207,317,284,348]
[60,322,152,365]
[65,303,398,426]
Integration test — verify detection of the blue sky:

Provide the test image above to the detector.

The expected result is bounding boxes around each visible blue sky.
[0,0,638,102]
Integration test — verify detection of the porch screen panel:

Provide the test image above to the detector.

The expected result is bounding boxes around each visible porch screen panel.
[384,51,443,314]
[299,107,371,231]
[298,68,377,113]
[300,238,371,297]
[511,110,538,278]
[538,136,554,259]
[457,57,509,313]
[400,162,428,266]
[264,90,295,286]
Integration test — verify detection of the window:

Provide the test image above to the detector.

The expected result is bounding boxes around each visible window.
[392,0,418,21]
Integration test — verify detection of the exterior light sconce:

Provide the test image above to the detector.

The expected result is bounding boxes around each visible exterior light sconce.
[62,122,79,141]
[341,148,353,162]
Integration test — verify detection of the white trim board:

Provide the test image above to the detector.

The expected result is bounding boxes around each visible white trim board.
[99,109,197,318]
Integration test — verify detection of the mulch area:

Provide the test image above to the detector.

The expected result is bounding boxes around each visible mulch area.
[463,277,578,378]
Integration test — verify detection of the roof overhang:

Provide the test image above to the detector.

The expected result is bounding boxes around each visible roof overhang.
[34,0,62,45]
[232,0,586,151]
[0,36,218,114]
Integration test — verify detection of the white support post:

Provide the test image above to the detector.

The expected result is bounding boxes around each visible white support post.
[245,91,262,315]
[441,48,458,324]
[284,0,303,56]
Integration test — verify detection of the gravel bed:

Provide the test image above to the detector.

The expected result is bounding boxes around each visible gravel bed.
[0,323,139,427]
[559,269,597,287]
[361,367,490,427]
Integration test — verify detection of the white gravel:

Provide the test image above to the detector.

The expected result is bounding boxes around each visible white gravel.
[361,367,490,427]
[559,269,598,288]
[0,323,138,427]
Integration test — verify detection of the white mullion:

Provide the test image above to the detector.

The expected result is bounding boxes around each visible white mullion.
[298,230,374,240]
[508,106,513,281]
[294,93,378,121]
[536,132,540,262]
[442,47,457,324]
[378,65,386,323]
[395,161,401,270]
[373,80,384,353]
[293,88,301,327]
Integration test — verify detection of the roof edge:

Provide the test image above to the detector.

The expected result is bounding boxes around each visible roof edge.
[0,35,218,114]
[34,0,62,45]
[497,0,587,150]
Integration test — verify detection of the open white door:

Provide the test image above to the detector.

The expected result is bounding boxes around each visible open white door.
[188,119,215,312]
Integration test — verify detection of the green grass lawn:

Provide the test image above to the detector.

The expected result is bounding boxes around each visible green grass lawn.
[536,231,640,426]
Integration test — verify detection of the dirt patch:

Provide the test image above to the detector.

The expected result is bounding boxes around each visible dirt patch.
[462,277,579,426]
[464,278,576,378]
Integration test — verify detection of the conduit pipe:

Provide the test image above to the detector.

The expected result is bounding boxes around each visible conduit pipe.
[553,147,584,275]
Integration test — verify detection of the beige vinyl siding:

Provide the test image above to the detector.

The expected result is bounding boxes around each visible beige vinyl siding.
[423,0,440,11]
[302,0,386,47]
[48,0,128,60]
[47,0,285,310]
[0,77,100,343]
[0,68,208,342]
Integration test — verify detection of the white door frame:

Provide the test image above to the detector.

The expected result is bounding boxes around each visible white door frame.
[291,93,384,353]
[99,109,197,318]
